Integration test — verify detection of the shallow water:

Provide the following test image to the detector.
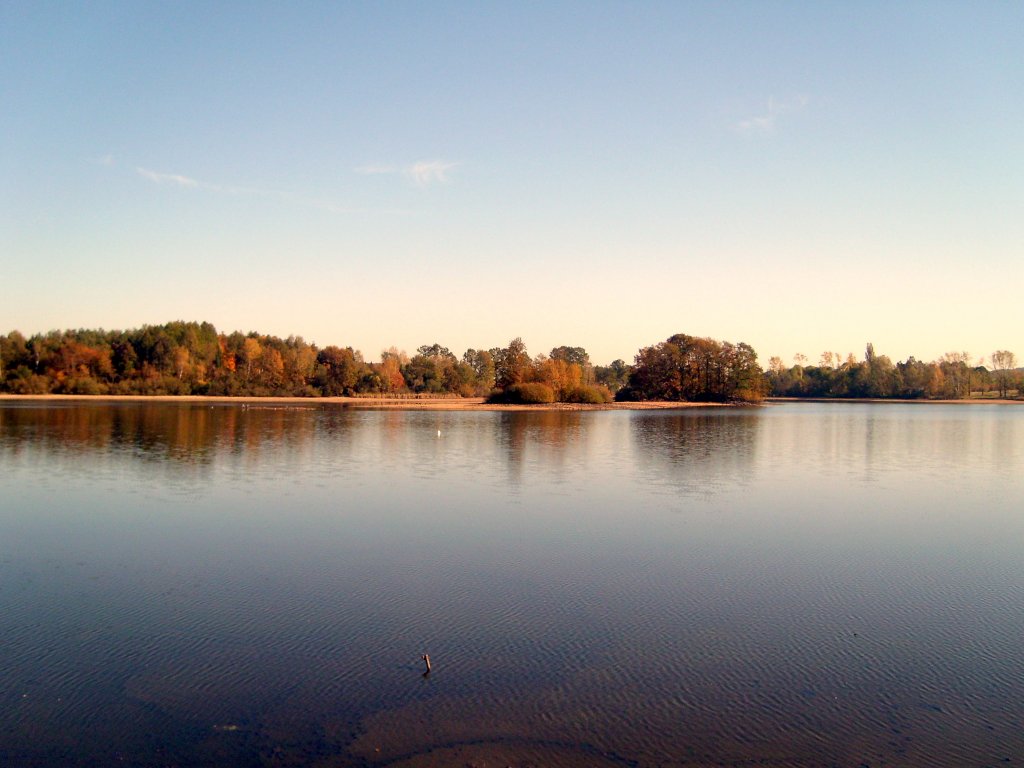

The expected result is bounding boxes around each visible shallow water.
[1,401,1022,766]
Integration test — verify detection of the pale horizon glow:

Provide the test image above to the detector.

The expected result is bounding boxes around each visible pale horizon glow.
[1,2,1021,367]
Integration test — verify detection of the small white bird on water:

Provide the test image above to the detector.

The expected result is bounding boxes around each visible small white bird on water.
[437,429,441,437]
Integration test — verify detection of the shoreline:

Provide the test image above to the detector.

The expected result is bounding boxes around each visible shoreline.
[3,394,1018,409]
[0,394,734,411]
[766,397,1023,405]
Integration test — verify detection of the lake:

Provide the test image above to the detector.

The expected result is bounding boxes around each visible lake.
[1,400,1022,767]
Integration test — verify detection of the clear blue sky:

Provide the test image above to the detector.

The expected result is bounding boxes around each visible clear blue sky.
[2,1,1021,366]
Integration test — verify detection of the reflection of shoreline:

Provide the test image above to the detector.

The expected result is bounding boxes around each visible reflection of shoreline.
[0,394,742,411]
[0,402,320,476]
[631,410,761,499]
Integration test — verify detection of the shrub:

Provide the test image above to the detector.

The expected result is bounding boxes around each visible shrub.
[512,383,556,403]
[733,387,765,403]
[107,379,140,395]
[562,384,614,404]
[5,371,52,394]
[62,376,106,395]
[487,383,556,404]
[614,384,640,402]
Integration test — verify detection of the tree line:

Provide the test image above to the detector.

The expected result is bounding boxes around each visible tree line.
[766,344,1021,400]
[0,322,627,402]
[1,323,1018,402]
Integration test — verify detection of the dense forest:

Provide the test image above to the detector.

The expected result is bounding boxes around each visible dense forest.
[0,323,1019,403]
[0,322,623,403]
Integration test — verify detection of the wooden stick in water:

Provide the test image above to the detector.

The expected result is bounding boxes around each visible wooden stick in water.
[421,653,431,674]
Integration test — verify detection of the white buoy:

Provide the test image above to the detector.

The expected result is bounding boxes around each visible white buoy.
[437,429,441,437]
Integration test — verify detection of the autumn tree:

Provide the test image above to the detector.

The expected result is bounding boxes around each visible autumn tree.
[240,337,263,382]
[534,356,583,400]
[378,348,408,393]
[260,346,285,390]
[494,338,533,390]
[619,333,765,402]
[280,336,318,394]
[172,346,192,380]
[939,352,972,399]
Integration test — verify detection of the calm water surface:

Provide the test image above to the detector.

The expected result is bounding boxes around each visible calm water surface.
[1,401,1023,767]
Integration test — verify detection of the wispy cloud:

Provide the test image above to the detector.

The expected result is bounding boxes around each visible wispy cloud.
[136,167,200,187]
[356,159,458,186]
[734,95,809,134]
[407,160,457,186]
[136,167,270,196]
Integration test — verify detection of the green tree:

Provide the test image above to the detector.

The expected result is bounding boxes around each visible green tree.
[594,359,630,392]
[416,343,455,362]
[315,346,362,396]
[462,348,495,393]
[1,331,29,384]
[403,353,443,393]
[990,350,1018,398]
[405,343,458,393]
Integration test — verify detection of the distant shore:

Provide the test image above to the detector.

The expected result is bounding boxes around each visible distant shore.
[4,394,1019,409]
[766,397,1023,405]
[0,394,731,411]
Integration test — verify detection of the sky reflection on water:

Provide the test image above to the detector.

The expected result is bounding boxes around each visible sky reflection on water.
[1,402,1023,767]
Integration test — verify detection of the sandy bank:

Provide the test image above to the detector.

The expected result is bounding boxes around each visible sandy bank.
[0,394,737,411]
